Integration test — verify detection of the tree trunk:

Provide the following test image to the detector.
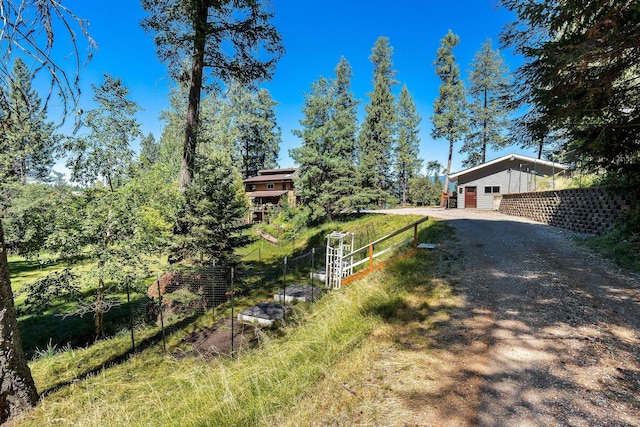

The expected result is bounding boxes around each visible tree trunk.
[95,278,105,338]
[178,0,208,192]
[0,220,38,423]
[441,139,453,208]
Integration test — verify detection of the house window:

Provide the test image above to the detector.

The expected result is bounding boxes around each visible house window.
[267,183,274,190]
[484,186,500,194]
[459,188,463,194]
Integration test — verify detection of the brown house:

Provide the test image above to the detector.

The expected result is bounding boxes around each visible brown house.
[243,167,298,223]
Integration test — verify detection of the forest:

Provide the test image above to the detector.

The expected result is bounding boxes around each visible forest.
[1,0,639,423]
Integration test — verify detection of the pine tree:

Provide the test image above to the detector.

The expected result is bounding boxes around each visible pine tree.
[227,86,281,179]
[291,57,359,222]
[141,0,283,191]
[431,30,468,206]
[358,36,398,207]
[1,58,60,185]
[173,152,250,264]
[394,85,423,205]
[501,0,640,187]
[460,38,512,167]
[328,57,359,214]
[291,76,333,222]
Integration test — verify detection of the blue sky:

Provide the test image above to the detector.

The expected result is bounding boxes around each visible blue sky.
[48,0,533,177]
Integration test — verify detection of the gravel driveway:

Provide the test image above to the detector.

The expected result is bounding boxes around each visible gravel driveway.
[374,208,640,426]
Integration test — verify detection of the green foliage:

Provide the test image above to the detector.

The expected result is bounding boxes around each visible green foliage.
[141,0,284,189]
[19,268,80,315]
[431,30,469,198]
[408,176,441,206]
[226,85,281,179]
[3,183,66,259]
[501,0,640,192]
[172,152,251,265]
[394,85,423,205]
[139,132,160,170]
[358,37,398,207]
[65,74,141,190]
[140,0,284,88]
[586,205,640,272]
[0,57,60,186]
[291,57,359,223]
[461,38,512,167]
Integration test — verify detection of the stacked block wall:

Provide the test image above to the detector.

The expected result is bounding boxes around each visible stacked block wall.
[498,187,635,235]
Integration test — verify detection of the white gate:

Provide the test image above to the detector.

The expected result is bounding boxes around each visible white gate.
[325,231,354,289]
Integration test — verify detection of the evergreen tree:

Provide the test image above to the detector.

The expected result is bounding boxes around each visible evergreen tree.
[394,85,423,205]
[227,85,281,179]
[329,57,359,214]
[500,0,640,187]
[291,57,359,222]
[141,0,284,190]
[172,152,250,264]
[291,76,333,222]
[460,38,512,167]
[426,160,445,185]
[65,74,141,190]
[358,36,398,207]
[431,30,468,206]
[0,58,60,184]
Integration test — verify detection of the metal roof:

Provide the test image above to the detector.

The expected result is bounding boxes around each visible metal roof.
[449,153,569,181]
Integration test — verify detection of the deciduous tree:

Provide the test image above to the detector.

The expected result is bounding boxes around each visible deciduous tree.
[0,1,94,420]
[65,74,141,190]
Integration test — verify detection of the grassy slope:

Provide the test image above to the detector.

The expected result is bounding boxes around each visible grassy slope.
[9,214,455,426]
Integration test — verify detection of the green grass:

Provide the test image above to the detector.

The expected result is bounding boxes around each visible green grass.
[10,214,452,426]
[584,228,640,272]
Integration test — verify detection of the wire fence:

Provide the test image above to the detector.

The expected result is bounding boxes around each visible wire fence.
[20,242,330,359]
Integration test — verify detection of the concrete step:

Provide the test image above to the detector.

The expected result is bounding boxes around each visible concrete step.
[237,302,290,326]
[274,285,322,303]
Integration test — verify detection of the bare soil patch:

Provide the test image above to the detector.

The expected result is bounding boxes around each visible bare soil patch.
[175,317,261,359]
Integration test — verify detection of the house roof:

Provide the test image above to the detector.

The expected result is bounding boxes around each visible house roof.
[449,154,569,181]
[258,167,297,175]
[246,190,288,198]
[243,172,296,183]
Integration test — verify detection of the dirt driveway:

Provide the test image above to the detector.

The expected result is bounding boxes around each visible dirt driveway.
[374,208,640,426]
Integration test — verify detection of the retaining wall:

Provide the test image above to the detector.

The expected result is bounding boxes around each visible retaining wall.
[497,187,636,235]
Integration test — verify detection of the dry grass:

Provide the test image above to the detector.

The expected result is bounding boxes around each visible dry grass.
[9,216,454,427]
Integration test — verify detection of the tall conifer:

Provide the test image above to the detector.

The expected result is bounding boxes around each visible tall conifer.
[460,38,512,167]
[358,37,397,207]
[1,58,59,185]
[431,30,468,206]
[395,85,423,205]
[291,57,359,222]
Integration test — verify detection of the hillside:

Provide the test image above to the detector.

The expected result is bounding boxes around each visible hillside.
[7,214,454,426]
